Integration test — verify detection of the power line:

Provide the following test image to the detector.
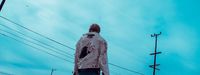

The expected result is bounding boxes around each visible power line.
[109,68,121,75]
[0,32,126,75]
[0,32,73,63]
[0,29,74,60]
[0,23,74,57]
[0,71,13,75]
[0,16,75,51]
[0,28,144,75]
[0,29,74,59]
[0,16,144,75]
[109,63,144,75]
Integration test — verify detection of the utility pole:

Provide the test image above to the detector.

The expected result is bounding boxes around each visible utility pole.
[149,32,162,75]
[0,0,6,12]
[50,69,56,75]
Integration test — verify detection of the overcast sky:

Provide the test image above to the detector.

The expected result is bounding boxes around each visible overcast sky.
[0,0,199,75]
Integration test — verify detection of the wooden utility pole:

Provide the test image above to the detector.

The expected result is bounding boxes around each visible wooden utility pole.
[50,69,56,75]
[149,32,162,75]
[0,0,6,12]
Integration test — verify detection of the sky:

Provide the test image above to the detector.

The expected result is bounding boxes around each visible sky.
[0,0,200,75]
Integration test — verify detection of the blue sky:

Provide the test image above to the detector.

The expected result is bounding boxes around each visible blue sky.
[0,0,199,75]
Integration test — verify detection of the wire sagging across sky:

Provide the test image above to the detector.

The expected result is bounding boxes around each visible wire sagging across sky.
[0,16,145,75]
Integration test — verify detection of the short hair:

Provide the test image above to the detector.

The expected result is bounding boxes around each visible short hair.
[89,24,101,33]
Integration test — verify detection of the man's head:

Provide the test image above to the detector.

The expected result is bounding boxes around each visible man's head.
[89,24,101,33]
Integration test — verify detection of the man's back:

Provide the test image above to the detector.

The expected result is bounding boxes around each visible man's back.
[74,24,109,75]
[76,32,105,69]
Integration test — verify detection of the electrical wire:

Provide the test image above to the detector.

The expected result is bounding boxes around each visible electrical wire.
[0,23,74,57]
[109,63,144,75]
[0,16,144,75]
[0,32,73,63]
[0,29,74,59]
[0,71,13,75]
[0,16,75,51]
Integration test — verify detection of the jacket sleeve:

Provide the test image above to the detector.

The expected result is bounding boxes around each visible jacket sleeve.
[74,38,82,75]
[99,41,109,75]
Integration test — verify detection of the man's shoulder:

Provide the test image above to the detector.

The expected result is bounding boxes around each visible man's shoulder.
[99,37,106,42]
[97,35,107,45]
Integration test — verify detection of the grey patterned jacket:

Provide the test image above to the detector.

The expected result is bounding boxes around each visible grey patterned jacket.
[74,32,109,75]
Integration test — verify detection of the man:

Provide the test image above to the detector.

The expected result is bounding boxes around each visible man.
[74,24,109,75]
